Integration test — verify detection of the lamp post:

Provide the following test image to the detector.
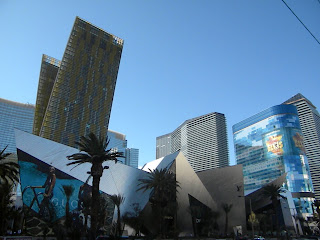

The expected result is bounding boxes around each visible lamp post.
[239,195,254,239]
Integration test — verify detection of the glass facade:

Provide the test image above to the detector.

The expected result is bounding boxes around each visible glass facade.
[107,130,139,168]
[125,148,139,168]
[33,55,60,136]
[0,98,34,153]
[283,93,320,200]
[107,130,127,164]
[233,105,314,215]
[37,17,123,148]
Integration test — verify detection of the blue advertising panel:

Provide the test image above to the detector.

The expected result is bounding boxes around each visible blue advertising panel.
[17,149,114,235]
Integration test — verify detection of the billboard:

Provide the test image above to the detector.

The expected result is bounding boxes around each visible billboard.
[17,149,114,235]
[263,128,306,158]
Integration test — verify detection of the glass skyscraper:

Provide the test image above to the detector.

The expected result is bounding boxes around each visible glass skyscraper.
[33,55,60,136]
[283,93,320,200]
[107,130,139,168]
[157,112,229,172]
[0,98,35,153]
[34,17,123,148]
[125,148,139,168]
[233,105,314,216]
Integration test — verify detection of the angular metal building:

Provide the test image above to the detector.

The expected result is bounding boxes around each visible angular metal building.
[15,129,245,237]
[34,17,123,147]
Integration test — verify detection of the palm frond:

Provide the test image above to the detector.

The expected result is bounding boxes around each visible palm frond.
[110,194,125,207]
[0,147,19,184]
[67,152,90,161]
[62,185,75,197]
[0,146,11,160]
[66,159,90,166]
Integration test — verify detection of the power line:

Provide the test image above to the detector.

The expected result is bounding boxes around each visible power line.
[281,0,320,45]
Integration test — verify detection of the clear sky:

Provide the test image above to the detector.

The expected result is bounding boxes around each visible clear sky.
[1,0,319,167]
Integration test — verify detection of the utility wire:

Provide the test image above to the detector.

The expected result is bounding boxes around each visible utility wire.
[281,0,320,45]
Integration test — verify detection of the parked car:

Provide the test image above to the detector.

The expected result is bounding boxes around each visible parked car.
[253,236,265,240]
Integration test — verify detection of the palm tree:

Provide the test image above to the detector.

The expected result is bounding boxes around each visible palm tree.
[137,167,180,237]
[62,185,74,227]
[0,182,15,235]
[314,200,320,221]
[66,132,124,236]
[222,203,233,236]
[110,194,125,238]
[262,184,286,236]
[0,146,19,184]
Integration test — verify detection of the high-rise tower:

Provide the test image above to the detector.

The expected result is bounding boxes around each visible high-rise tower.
[33,55,61,136]
[283,93,320,200]
[34,17,123,147]
[107,130,139,168]
[0,98,34,153]
[233,105,314,217]
[156,112,229,172]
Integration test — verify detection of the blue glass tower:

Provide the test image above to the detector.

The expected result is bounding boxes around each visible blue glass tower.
[233,105,314,216]
[0,98,35,153]
[107,130,139,168]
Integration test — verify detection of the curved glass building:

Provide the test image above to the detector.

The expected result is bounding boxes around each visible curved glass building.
[233,105,314,216]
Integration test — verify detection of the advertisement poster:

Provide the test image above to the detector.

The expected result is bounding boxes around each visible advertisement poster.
[263,128,306,158]
[17,150,114,235]
[263,130,285,158]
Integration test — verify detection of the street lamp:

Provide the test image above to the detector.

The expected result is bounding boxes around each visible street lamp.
[239,195,254,239]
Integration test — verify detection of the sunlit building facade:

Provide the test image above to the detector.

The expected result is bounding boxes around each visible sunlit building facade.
[33,55,60,136]
[233,105,314,216]
[156,112,229,172]
[283,93,320,200]
[107,130,127,155]
[125,148,139,168]
[15,129,245,237]
[0,98,34,153]
[35,17,123,148]
[107,130,139,168]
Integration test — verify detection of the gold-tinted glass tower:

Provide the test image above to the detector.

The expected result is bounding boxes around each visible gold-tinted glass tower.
[33,54,61,136]
[34,17,123,147]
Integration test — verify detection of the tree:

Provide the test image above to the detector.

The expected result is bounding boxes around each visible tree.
[110,194,125,238]
[0,146,19,235]
[314,200,320,221]
[61,185,74,228]
[137,167,180,237]
[66,132,124,236]
[0,146,19,184]
[222,203,233,236]
[262,184,286,236]
[248,211,259,237]
[0,182,15,235]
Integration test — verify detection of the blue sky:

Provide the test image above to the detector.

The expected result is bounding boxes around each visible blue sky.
[1,0,319,167]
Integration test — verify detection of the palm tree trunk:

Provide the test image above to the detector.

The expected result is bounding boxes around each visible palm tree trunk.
[272,199,280,237]
[225,214,228,236]
[117,206,121,238]
[66,198,70,228]
[91,164,102,237]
